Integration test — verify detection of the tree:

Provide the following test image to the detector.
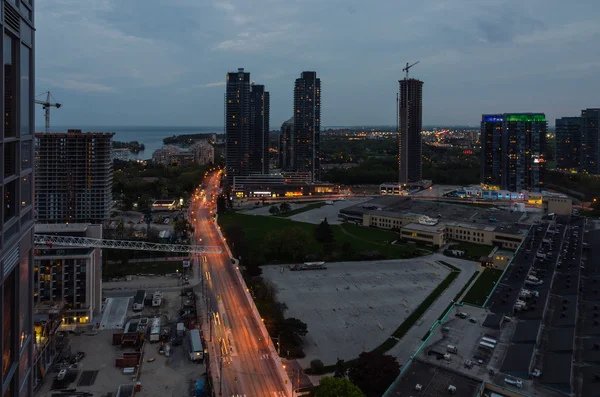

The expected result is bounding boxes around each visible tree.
[279,317,308,337]
[217,196,227,214]
[314,377,365,397]
[315,218,334,243]
[334,358,346,378]
[173,219,192,237]
[269,205,280,215]
[348,352,401,397]
[310,359,325,375]
[279,202,292,213]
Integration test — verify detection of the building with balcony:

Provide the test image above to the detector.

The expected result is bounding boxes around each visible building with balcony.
[33,224,103,329]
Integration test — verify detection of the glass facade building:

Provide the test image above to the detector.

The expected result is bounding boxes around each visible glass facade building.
[480,113,547,192]
[0,1,35,396]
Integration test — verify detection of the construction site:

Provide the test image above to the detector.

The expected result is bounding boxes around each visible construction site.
[34,265,210,397]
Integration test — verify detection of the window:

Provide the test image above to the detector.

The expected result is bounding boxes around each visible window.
[20,175,31,208]
[18,347,29,387]
[20,45,30,137]
[4,179,18,223]
[4,33,17,138]
[3,270,16,379]
[4,142,18,177]
[19,250,31,349]
[20,141,31,170]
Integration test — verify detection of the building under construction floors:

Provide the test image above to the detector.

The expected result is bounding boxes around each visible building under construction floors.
[35,129,114,224]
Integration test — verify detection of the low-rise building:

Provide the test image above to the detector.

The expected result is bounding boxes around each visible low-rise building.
[153,141,214,166]
[33,224,103,329]
[339,196,529,249]
[232,172,337,198]
[189,140,214,165]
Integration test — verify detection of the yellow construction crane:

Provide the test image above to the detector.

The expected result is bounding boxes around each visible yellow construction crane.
[35,91,61,133]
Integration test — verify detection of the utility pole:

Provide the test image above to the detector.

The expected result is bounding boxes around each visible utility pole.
[219,356,223,396]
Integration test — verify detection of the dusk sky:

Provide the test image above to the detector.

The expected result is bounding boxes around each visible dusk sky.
[36,0,600,128]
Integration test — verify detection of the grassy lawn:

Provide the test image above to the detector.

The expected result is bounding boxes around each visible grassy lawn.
[218,212,422,263]
[449,242,494,260]
[277,202,326,217]
[461,268,503,306]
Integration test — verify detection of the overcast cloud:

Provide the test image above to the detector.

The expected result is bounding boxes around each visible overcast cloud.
[35,0,600,128]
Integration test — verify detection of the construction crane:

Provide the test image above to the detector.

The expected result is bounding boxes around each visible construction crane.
[35,91,62,133]
[402,61,420,79]
[34,234,222,255]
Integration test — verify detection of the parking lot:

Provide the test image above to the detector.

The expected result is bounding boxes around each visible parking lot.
[263,258,453,365]
[288,198,369,225]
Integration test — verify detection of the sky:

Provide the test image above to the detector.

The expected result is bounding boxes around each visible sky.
[35,0,600,128]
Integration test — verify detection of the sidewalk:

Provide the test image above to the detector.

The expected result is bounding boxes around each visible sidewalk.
[386,255,480,365]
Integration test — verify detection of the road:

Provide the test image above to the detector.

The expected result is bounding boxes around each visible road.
[191,171,289,397]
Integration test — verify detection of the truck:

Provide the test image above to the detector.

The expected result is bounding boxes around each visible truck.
[152,291,163,307]
[133,290,146,311]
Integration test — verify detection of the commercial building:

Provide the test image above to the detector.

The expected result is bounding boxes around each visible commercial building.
[35,130,114,224]
[398,78,424,184]
[293,71,321,182]
[225,68,271,184]
[479,113,547,192]
[33,224,103,327]
[555,116,583,172]
[1,1,35,395]
[249,84,270,175]
[232,172,336,198]
[279,117,293,170]
[582,108,600,175]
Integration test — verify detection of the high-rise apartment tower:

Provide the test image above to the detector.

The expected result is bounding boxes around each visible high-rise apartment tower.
[480,113,547,192]
[225,68,270,184]
[480,115,504,187]
[398,78,424,184]
[293,71,321,182]
[249,84,270,175]
[35,130,114,224]
[279,117,294,171]
[582,108,600,175]
[0,1,35,395]
[555,116,583,172]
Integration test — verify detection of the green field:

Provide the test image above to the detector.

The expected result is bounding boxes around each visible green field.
[461,268,504,306]
[218,212,423,263]
[277,202,327,217]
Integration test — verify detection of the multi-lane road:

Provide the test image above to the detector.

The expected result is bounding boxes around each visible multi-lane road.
[191,171,289,397]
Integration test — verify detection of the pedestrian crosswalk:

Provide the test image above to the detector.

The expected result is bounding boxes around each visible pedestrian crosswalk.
[260,354,270,360]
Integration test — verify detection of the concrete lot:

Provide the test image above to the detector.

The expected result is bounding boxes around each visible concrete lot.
[289,198,369,225]
[412,184,464,198]
[263,258,452,365]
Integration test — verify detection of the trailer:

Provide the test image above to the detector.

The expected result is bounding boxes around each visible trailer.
[133,290,146,311]
[149,318,161,343]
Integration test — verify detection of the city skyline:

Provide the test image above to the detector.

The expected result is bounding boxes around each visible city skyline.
[35,0,600,127]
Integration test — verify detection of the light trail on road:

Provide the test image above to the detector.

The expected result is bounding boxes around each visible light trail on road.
[192,171,289,397]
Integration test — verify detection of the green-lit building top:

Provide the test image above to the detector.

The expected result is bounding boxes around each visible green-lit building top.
[505,113,546,122]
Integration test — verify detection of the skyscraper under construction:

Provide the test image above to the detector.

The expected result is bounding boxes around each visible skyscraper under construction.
[398,78,424,184]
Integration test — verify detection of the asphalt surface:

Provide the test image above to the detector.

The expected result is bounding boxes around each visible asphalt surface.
[192,173,288,397]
